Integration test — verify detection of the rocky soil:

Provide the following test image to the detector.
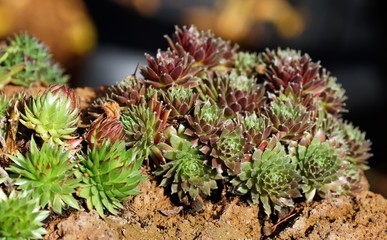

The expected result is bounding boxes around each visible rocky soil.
[43,178,386,240]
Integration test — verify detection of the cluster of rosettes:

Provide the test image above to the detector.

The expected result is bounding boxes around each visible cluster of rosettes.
[0,26,373,237]
[0,33,145,237]
[3,84,146,218]
[89,25,372,216]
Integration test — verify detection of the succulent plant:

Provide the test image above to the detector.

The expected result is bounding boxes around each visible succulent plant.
[342,122,372,168]
[239,112,272,152]
[260,48,325,96]
[260,48,347,117]
[184,100,225,146]
[76,140,146,217]
[197,71,265,117]
[232,51,261,77]
[85,114,126,149]
[266,90,316,141]
[0,33,68,87]
[0,62,24,89]
[0,29,374,220]
[140,50,201,89]
[329,120,372,170]
[20,84,80,146]
[210,125,248,175]
[90,75,149,117]
[154,133,221,203]
[318,76,347,115]
[120,93,171,165]
[0,188,49,239]
[161,87,197,121]
[295,138,342,201]
[231,142,301,216]
[165,25,237,70]
[7,137,80,214]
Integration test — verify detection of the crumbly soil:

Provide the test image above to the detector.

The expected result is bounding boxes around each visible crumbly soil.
[43,178,387,240]
[3,85,387,240]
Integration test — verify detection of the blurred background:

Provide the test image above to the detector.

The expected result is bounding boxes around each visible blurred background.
[0,0,386,196]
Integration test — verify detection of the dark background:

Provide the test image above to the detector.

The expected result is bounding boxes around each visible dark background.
[79,0,386,195]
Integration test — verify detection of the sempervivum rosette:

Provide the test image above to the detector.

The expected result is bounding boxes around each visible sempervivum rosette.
[239,112,272,153]
[120,93,171,165]
[295,138,343,201]
[7,137,80,213]
[324,120,373,193]
[154,132,221,204]
[140,50,201,89]
[231,142,301,216]
[184,101,225,146]
[318,76,347,116]
[339,121,372,169]
[231,51,261,77]
[210,125,249,175]
[197,71,265,117]
[165,25,237,70]
[260,48,347,116]
[161,87,198,121]
[265,90,316,142]
[0,188,49,239]
[85,114,126,148]
[76,140,146,217]
[90,75,149,118]
[260,48,326,96]
[20,84,79,146]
